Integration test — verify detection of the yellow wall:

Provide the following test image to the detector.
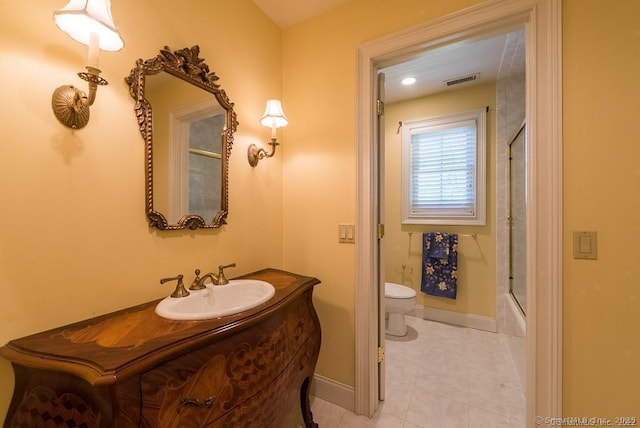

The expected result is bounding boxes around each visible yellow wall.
[282,0,640,418]
[0,0,283,420]
[384,83,497,318]
[562,0,640,416]
[281,0,481,389]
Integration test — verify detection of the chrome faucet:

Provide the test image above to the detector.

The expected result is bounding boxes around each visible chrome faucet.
[192,263,236,288]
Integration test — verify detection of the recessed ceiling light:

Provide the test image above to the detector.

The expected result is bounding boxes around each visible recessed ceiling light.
[401,77,416,86]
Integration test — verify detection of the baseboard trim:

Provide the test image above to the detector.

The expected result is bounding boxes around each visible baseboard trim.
[419,305,497,332]
[310,373,355,412]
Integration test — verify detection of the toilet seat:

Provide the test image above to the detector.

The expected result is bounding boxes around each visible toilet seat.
[385,282,416,299]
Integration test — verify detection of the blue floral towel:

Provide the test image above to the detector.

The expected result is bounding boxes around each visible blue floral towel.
[421,232,459,299]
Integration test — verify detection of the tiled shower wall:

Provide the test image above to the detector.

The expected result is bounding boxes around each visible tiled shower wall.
[495,28,526,385]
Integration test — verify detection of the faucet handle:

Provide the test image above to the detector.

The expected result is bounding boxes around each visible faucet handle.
[215,263,236,285]
[160,274,190,298]
[189,269,206,290]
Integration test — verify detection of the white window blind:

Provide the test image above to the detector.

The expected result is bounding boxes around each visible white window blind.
[402,109,486,225]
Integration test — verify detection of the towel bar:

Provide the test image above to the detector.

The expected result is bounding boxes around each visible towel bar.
[406,232,477,239]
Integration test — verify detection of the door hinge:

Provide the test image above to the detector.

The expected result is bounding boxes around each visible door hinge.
[376,99,385,116]
[377,224,385,239]
[377,346,385,363]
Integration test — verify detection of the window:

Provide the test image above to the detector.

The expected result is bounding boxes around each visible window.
[401,108,486,225]
[168,99,224,223]
[187,114,224,222]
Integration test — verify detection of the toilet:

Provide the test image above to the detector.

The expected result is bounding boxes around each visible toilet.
[385,282,417,336]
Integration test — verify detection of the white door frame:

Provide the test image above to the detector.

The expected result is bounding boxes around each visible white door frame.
[354,0,562,422]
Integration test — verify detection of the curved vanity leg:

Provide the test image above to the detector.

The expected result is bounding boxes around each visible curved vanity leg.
[300,377,318,428]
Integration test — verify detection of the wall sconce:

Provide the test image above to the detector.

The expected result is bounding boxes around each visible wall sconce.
[247,99,288,167]
[51,0,124,129]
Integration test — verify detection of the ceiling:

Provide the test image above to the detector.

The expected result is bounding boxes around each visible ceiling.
[380,33,518,103]
[252,0,348,29]
[253,1,524,103]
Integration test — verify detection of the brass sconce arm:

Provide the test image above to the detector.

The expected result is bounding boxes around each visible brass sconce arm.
[52,66,108,130]
[248,138,280,167]
[78,66,108,106]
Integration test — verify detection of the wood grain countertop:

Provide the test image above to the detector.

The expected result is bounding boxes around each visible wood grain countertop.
[0,268,320,386]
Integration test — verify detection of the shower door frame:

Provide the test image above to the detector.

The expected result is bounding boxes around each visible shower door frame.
[509,121,527,315]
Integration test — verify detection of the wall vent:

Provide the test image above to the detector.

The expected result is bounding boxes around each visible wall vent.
[445,73,480,87]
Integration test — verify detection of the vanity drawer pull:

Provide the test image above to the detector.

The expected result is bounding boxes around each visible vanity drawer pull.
[178,396,216,412]
[294,322,305,340]
[299,351,311,370]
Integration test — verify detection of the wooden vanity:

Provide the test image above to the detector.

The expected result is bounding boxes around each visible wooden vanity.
[1,269,321,428]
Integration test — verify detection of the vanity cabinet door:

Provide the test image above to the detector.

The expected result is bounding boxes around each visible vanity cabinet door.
[219,333,321,428]
[4,367,143,428]
[5,366,110,428]
[284,291,318,349]
[139,296,317,427]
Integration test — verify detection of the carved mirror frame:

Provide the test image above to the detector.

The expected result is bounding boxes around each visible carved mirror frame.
[126,46,238,230]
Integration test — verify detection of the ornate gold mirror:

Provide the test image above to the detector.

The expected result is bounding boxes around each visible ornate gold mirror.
[126,46,238,230]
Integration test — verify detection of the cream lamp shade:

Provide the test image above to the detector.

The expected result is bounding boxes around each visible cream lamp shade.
[260,99,288,129]
[53,0,124,52]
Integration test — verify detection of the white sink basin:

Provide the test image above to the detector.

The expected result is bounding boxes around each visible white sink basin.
[155,279,275,320]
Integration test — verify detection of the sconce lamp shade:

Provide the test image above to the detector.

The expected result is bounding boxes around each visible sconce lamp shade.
[260,99,288,129]
[54,0,124,51]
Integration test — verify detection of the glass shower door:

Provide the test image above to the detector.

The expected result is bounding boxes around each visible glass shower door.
[509,123,527,314]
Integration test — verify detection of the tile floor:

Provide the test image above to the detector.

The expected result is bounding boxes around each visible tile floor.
[310,316,525,428]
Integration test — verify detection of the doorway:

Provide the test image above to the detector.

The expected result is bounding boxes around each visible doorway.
[377,26,527,424]
[355,0,562,420]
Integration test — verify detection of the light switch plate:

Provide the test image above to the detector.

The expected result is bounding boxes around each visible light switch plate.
[339,224,355,244]
[573,231,597,259]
